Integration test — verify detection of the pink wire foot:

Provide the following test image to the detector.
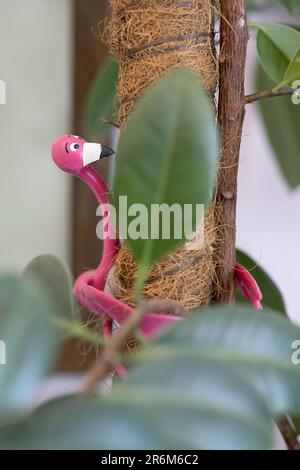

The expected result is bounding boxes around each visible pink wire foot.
[235,263,263,311]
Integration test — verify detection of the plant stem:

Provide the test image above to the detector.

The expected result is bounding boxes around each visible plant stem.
[245,87,296,104]
[215,0,249,303]
[134,262,149,304]
[277,416,300,451]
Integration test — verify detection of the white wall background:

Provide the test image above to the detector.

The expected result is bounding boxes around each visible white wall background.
[0,0,72,271]
[237,9,300,325]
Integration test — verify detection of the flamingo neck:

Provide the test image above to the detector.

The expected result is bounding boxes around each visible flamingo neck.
[78,166,120,290]
[78,165,110,206]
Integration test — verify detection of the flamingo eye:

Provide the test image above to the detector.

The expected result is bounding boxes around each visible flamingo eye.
[70,143,80,152]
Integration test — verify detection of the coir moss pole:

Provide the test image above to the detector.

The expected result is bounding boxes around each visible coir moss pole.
[106,0,217,126]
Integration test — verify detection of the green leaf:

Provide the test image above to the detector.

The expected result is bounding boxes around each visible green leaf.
[283,47,300,86]
[291,415,300,434]
[256,64,300,188]
[3,305,300,449]
[120,360,272,450]
[0,276,59,425]
[236,249,287,316]
[278,0,300,13]
[114,68,218,286]
[84,57,119,140]
[251,23,300,83]
[151,306,300,415]
[23,255,75,324]
[0,370,272,450]
[22,255,102,345]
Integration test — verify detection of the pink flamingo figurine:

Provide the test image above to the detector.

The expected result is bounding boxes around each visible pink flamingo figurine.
[51,135,180,340]
[51,135,263,341]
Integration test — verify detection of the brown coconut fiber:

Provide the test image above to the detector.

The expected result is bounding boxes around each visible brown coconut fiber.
[105,0,220,312]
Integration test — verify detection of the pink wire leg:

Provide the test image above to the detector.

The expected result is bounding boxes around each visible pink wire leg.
[75,263,263,379]
[75,271,179,380]
[74,270,180,339]
[76,263,263,333]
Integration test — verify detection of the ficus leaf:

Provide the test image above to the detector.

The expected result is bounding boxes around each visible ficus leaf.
[23,254,76,324]
[278,0,300,13]
[151,306,300,415]
[0,373,272,450]
[282,47,300,87]
[251,23,300,84]
[256,64,300,188]
[3,304,300,449]
[0,276,59,425]
[22,256,101,345]
[84,57,119,140]
[291,415,300,434]
[1,305,300,449]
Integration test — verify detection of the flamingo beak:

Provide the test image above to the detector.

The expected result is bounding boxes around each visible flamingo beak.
[82,143,115,167]
[100,146,115,159]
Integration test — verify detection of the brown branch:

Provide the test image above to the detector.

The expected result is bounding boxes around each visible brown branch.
[277,416,300,451]
[82,299,184,393]
[245,87,295,104]
[215,1,249,303]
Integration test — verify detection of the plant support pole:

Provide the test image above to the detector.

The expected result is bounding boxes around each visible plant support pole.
[215,0,249,303]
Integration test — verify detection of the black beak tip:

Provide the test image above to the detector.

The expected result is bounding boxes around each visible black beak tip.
[100,146,115,159]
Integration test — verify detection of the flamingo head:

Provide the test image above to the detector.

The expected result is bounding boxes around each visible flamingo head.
[51,135,114,175]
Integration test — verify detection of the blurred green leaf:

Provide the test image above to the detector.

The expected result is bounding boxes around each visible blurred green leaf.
[23,255,75,323]
[236,249,287,316]
[246,0,300,13]
[251,23,300,83]
[84,57,119,140]
[2,305,299,449]
[0,276,59,425]
[246,1,280,12]
[256,64,300,188]
[291,415,300,434]
[278,0,300,13]
[151,306,300,415]
[0,370,272,450]
[282,47,300,86]
[114,68,218,291]
[22,255,102,345]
